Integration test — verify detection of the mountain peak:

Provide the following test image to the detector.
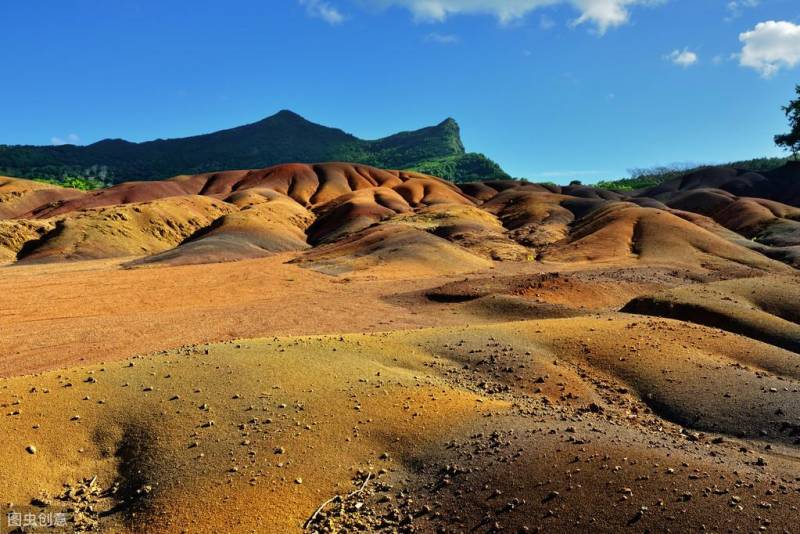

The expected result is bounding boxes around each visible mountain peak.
[259,109,310,124]
[0,112,508,183]
[272,109,305,120]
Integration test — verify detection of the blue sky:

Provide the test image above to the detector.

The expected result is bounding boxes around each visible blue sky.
[1,0,800,182]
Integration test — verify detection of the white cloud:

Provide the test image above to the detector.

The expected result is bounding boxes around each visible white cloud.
[299,0,345,25]
[51,133,80,146]
[665,48,698,67]
[571,0,637,32]
[539,14,556,30]
[424,32,460,44]
[365,0,663,34]
[739,20,800,78]
[725,0,758,20]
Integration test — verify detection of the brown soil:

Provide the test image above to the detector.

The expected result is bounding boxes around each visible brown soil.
[1,165,799,533]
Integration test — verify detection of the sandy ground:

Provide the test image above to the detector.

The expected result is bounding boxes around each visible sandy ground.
[0,253,493,377]
[1,253,799,533]
[0,253,688,379]
[1,315,799,533]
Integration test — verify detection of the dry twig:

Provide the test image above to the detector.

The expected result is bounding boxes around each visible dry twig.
[303,472,372,530]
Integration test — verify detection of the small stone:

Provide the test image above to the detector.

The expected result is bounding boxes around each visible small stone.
[25,445,37,455]
[543,491,560,502]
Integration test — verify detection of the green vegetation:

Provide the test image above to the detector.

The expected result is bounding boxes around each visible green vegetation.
[726,156,790,172]
[0,111,509,184]
[407,153,510,182]
[596,165,695,191]
[32,176,107,190]
[775,84,800,159]
[595,157,790,191]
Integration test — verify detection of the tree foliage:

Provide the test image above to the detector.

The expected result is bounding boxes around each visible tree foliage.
[32,176,107,190]
[409,153,510,183]
[596,164,699,191]
[775,85,800,158]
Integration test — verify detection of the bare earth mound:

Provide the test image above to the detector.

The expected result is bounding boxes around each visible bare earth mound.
[17,196,234,263]
[2,162,799,275]
[1,162,799,533]
[623,274,800,353]
[540,203,791,276]
[291,223,492,277]
[131,192,314,267]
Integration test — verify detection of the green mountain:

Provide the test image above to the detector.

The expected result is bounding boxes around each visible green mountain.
[0,110,509,184]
